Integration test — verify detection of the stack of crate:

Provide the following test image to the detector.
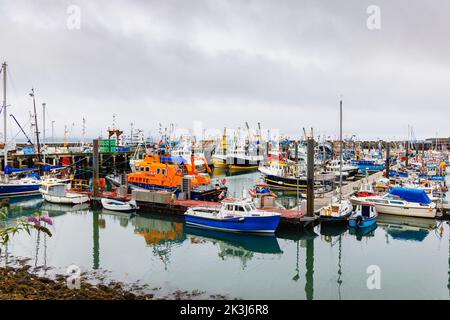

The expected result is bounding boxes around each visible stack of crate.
[99,139,117,153]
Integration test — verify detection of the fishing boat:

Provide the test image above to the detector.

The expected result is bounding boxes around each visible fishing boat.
[184,199,281,233]
[258,160,334,192]
[348,203,378,229]
[39,182,89,204]
[324,159,359,179]
[368,187,437,219]
[350,159,385,175]
[226,150,263,172]
[212,128,229,168]
[319,197,353,224]
[128,154,227,202]
[101,198,138,212]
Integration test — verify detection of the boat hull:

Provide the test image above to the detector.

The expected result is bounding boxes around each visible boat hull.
[42,193,89,204]
[185,214,281,233]
[373,204,436,218]
[0,184,41,198]
[101,198,137,212]
[348,216,377,229]
[129,182,227,202]
[319,214,351,224]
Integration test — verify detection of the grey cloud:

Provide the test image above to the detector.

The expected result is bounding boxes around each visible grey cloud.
[0,0,448,140]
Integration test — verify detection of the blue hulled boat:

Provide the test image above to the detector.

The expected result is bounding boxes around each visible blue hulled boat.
[348,203,378,229]
[0,173,41,198]
[184,199,281,233]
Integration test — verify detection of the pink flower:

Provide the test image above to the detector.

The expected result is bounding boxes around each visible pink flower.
[40,215,54,226]
[27,216,39,224]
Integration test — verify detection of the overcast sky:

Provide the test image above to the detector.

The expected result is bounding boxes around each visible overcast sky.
[0,0,449,142]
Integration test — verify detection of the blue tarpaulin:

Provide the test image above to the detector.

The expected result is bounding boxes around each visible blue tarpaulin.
[160,155,186,164]
[4,167,38,174]
[43,165,66,172]
[389,187,431,204]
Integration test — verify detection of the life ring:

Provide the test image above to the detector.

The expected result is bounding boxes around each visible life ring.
[177,168,183,175]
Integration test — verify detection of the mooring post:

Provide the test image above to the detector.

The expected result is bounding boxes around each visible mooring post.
[294,140,299,210]
[93,139,99,198]
[306,137,315,217]
[385,141,390,178]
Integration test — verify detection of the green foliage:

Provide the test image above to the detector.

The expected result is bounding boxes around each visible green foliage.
[0,210,52,248]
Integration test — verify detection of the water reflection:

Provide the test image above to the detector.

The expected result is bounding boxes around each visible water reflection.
[2,193,449,299]
[186,226,282,269]
[377,215,437,242]
[131,215,185,270]
[320,224,347,238]
[349,224,377,241]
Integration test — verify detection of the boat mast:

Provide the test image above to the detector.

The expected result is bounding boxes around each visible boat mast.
[30,88,42,165]
[2,62,7,177]
[339,98,343,203]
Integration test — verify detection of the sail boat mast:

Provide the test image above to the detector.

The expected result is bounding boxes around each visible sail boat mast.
[30,88,42,164]
[2,62,7,175]
[339,98,343,203]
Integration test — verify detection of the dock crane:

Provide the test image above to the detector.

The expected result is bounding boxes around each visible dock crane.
[10,114,34,146]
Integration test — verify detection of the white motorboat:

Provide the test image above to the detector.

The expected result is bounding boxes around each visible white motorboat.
[367,187,437,219]
[39,182,89,204]
[324,159,359,179]
[101,198,138,212]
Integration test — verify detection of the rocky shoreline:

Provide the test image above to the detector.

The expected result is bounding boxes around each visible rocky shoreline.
[0,265,155,300]
[0,257,231,300]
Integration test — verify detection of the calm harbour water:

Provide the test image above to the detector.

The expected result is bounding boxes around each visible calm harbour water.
[1,172,449,300]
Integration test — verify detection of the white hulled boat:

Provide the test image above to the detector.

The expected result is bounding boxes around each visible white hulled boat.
[368,187,437,219]
[39,182,89,204]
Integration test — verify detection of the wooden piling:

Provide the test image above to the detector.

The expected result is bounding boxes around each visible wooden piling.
[306,137,314,217]
[385,141,390,178]
[93,139,99,198]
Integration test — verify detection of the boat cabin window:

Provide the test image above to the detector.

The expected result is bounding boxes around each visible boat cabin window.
[140,167,145,171]
[236,206,245,212]
[156,168,161,175]
[135,165,140,171]
[361,205,371,217]
[145,167,150,172]
[225,204,234,211]
[244,205,252,211]
[162,169,166,175]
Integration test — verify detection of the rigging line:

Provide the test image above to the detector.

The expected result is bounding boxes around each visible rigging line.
[6,67,26,113]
